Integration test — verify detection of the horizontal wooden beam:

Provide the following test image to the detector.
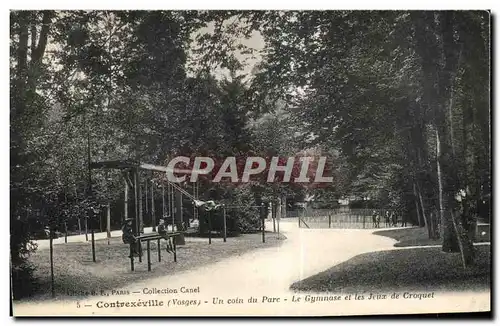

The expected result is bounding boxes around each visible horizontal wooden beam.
[90,160,204,175]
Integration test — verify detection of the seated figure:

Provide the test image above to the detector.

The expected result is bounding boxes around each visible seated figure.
[122,218,140,257]
[157,219,167,235]
[121,219,136,244]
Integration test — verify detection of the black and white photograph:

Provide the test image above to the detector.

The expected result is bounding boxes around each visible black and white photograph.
[9,8,491,316]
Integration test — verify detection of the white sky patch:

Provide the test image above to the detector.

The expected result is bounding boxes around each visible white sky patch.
[187,18,265,81]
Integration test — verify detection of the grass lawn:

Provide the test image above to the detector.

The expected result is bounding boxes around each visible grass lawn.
[22,231,286,302]
[290,245,491,294]
[374,226,490,247]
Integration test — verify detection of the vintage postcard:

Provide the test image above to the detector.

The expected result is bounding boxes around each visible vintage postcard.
[10,9,491,317]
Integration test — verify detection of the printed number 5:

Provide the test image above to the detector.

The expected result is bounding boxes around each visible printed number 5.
[77,301,81,308]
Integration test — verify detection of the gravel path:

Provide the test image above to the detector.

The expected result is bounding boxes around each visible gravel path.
[14,219,490,316]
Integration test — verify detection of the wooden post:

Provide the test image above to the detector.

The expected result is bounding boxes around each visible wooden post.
[138,241,142,263]
[145,179,149,214]
[180,192,183,229]
[134,169,140,236]
[162,184,165,220]
[151,181,156,232]
[106,202,111,245]
[261,203,265,243]
[129,243,134,271]
[272,201,276,232]
[173,189,186,245]
[91,224,96,263]
[223,206,227,242]
[193,182,197,225]
[173,236,177,262]
[147,240,151,271]
[170,184,174,229]
[277,214,280,238]
[157,238,161,262]
[86,116,94,260]
[329,214,332,228]
[277,201,281,239]
[49,230,55,298]
[124,179,128,223]
[138,176,143,234]
[208,210,212,245]
[133,169,142,263]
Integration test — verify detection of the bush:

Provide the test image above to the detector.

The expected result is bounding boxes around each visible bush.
[198,185,262,235]
[229,186,262,233]
[10,216,38,299]
[11,261,38,300]
[231,206,261,233]
[198,203,260,235]
[310,201,340,209]
[349,200,375,209]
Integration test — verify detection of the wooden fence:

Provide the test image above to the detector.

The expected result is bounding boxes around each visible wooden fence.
[292,208,402,229]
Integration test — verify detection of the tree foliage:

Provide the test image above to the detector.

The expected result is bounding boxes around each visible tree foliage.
[10,10,491,299]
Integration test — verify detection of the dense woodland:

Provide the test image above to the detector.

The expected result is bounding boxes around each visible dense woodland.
[10,11,490,298]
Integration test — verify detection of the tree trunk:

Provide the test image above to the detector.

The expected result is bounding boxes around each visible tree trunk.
[282,196,287,218]
[436,128,459,252]
[459,97,477,266]
[85,217,88,241]
[450,210,468,269]
[99,211,103,232]
[15,12,29,109]
[410,12,461,252]
[64,221,68,244]
[416,182,430,236]
[49,230,55,298]
[413,183,422,227]
[429,212,435,239]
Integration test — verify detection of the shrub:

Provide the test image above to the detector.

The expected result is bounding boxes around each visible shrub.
[11,261,38,300]
[10,216,38,299]
[228,186,261,233]
[198,185,262,235]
